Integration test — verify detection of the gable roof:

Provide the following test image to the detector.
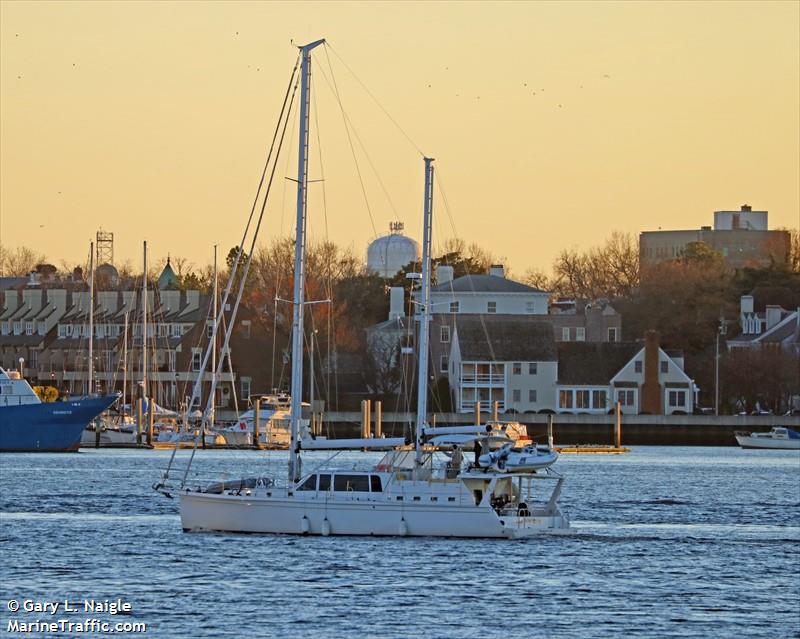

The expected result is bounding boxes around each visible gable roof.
[431,274,546,294]
[557,342,642,385]
[455,317,556,361]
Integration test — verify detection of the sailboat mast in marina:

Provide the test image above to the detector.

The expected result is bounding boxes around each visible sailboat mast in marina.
[288,38,325,484]
[157,39,569,538]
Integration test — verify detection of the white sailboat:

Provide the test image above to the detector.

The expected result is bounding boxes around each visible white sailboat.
[155,39,569,538]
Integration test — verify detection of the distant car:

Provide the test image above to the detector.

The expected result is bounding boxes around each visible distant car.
[751,409,773,416]
[694,407,714,415]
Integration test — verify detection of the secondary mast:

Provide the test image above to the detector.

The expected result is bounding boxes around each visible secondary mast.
[289,38,325,484]
[414,158,435,475]
[88,241,94,396]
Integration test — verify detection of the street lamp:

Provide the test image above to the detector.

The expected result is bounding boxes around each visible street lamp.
[714,316,727,416]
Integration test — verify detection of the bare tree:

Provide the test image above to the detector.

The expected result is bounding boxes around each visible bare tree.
[0,246,47,277]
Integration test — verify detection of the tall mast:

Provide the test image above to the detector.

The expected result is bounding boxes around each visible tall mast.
[142,241,148,402]
[88,241,94,396]
[414,158,434,474]
[122,312,128,415]
[289,38,325,484]
[211,245,217,425]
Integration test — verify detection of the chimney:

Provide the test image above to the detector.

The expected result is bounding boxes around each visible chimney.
[740,295,754,316]
[437,265,454,285]
[641,330,662,414]
[489,264,505,278]
[388,287,404,321]
[765,305,782,331]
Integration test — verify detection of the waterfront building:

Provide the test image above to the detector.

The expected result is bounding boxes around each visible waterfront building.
[728,292,800,355]
[0,264,263,414]
[445,321,694,415]
[639,204,791,270]
[418,265,622,383]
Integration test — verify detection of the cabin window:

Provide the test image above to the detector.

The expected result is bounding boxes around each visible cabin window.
[370,476,382,492]
[297,475,316,491]
[318,474,331,491]
[333,474,369,492]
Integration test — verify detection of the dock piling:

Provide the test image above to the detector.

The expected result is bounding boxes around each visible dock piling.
[254,399,261,448]
[375,400,382,438]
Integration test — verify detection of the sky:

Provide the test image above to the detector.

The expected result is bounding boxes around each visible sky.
[1,0,798,276]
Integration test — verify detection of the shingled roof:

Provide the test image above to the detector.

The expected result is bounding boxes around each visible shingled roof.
[455,317,556,361]
[557,342,642,385]
[431,274,546,294]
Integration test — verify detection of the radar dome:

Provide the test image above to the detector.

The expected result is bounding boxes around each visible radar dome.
[366,222,419,278]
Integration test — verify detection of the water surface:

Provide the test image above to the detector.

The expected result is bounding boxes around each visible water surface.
[1,447,798,638]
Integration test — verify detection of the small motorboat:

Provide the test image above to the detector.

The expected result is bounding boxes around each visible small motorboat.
[735,427,800,450]
[478,443,559,472]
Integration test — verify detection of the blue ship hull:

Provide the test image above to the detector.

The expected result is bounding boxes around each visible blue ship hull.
[0,395,119,452]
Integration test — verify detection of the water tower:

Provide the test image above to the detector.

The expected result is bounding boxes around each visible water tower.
[366,222,419,278]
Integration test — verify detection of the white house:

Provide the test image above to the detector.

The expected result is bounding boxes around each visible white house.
[448,317,558,413]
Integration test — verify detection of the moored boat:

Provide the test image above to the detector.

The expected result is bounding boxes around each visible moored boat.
[0,368,119,452]
[155,39,570,538]
[735,427,800,450]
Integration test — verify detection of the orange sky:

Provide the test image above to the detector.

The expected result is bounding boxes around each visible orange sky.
[1,0,798,276]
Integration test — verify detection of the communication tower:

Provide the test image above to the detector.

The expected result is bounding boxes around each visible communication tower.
[96,230,114,265]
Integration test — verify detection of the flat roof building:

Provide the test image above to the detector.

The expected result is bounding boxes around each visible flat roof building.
[640,205,790,270]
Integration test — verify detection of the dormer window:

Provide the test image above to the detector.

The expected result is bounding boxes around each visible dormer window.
[487,301,497,314]
[634,360,642,374]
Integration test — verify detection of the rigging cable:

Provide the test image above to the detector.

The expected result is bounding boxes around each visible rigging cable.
[325,42,426,159]
[316,46,378,238]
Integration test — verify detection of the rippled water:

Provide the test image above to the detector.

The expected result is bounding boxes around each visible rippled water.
[1,447,798,638]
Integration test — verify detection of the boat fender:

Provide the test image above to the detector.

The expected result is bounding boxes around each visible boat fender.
[300,516,310,535]
[399,519,408,536]
[321,518,331,536]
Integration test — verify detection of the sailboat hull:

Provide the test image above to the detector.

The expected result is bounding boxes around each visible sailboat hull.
[179,490,568,539]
